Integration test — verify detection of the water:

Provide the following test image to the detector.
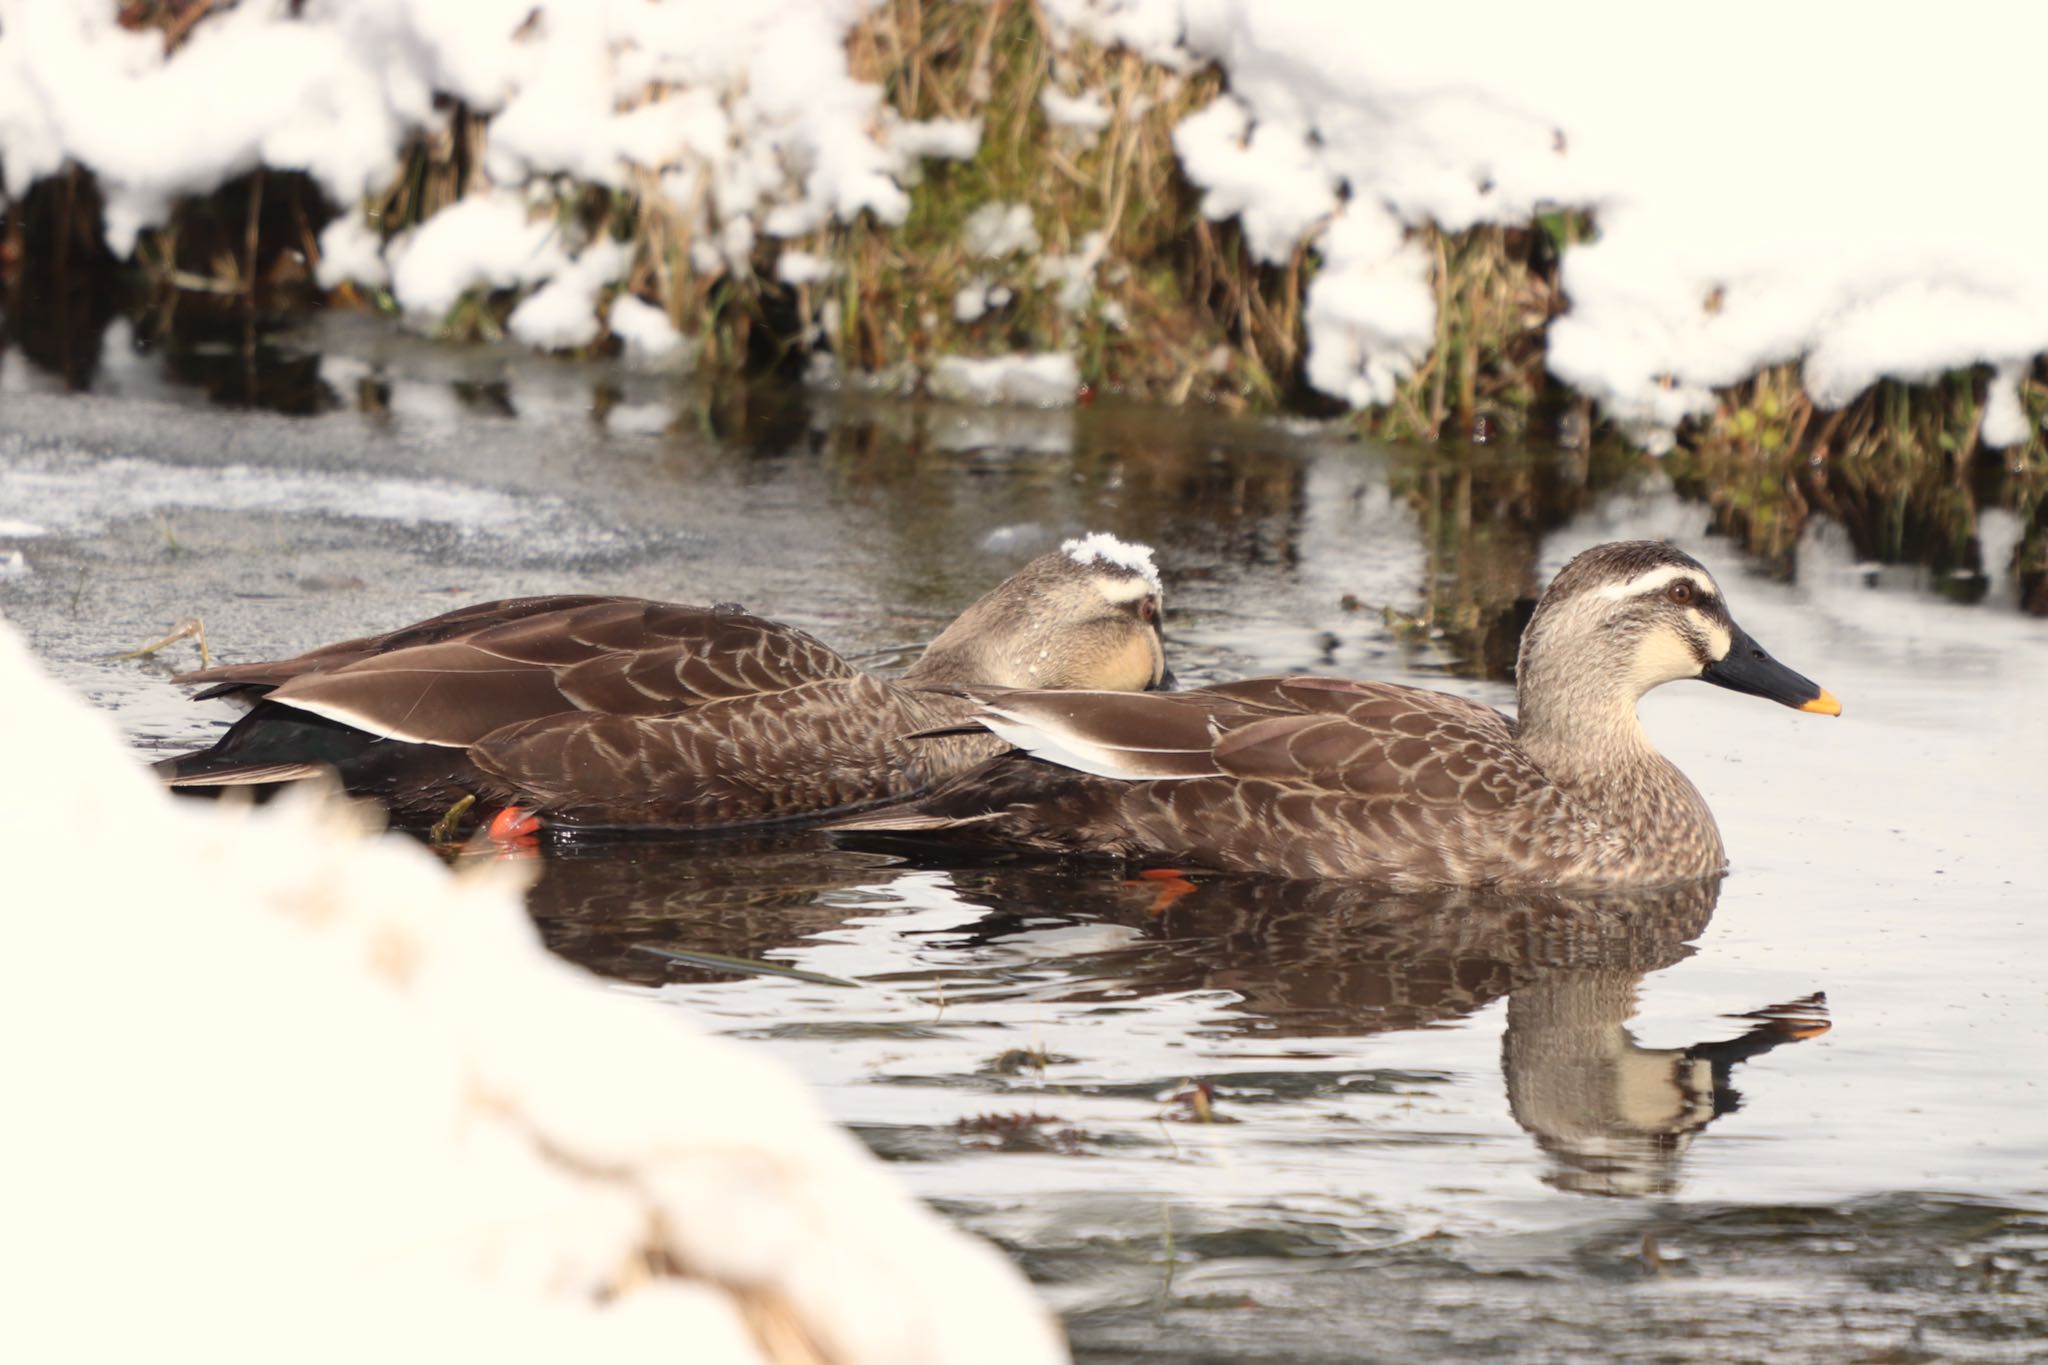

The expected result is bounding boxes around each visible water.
[3,314,2044,1362]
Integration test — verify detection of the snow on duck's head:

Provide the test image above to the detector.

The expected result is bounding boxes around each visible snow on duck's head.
[1060,532,1161,594]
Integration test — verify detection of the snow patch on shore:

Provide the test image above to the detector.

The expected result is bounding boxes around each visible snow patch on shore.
[929,353,1079,407]
[964,202,1042,260]
[387,190,569,321]
[607,294,691,368]
[508,237,633,350]
[0,0,967,355]
[2,0,2042,440]
[1104,0,2048,445]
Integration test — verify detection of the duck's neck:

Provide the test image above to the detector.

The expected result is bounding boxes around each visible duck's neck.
[903,640,986,686]
[1514,676,1710,843]
[903,609,1016,686]
[903,593,1033,687]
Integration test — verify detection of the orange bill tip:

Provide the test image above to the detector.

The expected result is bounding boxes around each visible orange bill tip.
[1800,688,1842,717]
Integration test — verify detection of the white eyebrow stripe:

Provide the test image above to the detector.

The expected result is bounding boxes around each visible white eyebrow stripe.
[1593,564,1717,601]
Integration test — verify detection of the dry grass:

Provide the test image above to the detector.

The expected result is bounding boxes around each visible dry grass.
[824,0,1256,402]
[293,0,1288,394]
[1368,215,1583,442]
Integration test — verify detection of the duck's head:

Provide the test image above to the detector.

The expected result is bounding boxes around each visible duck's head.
[907,533,1173,692]
[1516,540,1840,730]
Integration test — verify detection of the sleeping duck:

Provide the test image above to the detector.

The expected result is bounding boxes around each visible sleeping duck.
[157,534,1171,834]
[837,541,1841,888]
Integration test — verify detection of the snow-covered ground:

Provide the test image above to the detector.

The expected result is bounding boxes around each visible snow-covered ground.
[0,618,1066,1365]
[1,0,2042,436]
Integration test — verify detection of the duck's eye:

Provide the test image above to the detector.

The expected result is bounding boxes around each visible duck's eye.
[1666,581,1695,606]
[1138,597,1160,625]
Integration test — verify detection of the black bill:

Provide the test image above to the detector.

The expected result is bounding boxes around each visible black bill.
[1700,624,1841,715]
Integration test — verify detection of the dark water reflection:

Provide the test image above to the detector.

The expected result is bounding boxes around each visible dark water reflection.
[530,846,1825,1202]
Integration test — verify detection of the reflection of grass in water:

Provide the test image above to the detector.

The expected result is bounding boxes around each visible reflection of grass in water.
[1668,363,2048,608]
[1382,441,1652,678]
[1379,397,2048,680]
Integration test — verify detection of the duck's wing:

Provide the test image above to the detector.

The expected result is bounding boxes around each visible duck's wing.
[931,675,1517,786]
[1200,677,1528,811]
[841,676,1553,882]
[964,687,1269,780]
[172,594,628,695]
[465,674,975,828]
[180,599,861,750]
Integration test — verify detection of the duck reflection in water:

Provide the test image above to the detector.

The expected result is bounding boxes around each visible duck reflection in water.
[522,844,1826,1198]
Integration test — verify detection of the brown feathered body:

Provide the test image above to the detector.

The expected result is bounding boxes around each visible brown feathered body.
[158,537,1170,831]
[163,596,996,827]
[841,541,1838,889]
[855,676,1725,888]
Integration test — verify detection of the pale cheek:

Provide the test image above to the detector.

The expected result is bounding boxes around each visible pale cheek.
[1133,634,1165,689]
[1703,619,1732,661]
[1098,634,1158,691]
[1630,632,1703,688]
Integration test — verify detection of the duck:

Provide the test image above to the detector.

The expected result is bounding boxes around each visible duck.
[836,540,1841,888]
[156,533,1172,833]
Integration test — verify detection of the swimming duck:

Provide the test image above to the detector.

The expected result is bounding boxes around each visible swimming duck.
[839,541,1840,887]
[157,534,1171,832]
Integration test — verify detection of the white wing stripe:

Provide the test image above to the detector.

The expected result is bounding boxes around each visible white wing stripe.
[980,708,1208,782]
[277,696,468,747]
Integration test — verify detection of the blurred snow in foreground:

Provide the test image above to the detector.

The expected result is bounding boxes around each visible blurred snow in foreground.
[0,620,1065,1365]
[0,0,2042,438]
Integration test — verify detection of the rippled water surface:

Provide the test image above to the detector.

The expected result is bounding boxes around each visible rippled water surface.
[4,317,2044,1362]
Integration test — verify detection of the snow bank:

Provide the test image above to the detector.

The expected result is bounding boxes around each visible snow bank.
[0,2,399,254]
[5,0,2042,439]
[964,202,1043,260]
[0,0,970,355]
[386,190,569,320]
[507,237,634,350]
[1066,0,2048,447]
[607,294,691,368]
[929,353,1080,407]
[0,619,1066,1365]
